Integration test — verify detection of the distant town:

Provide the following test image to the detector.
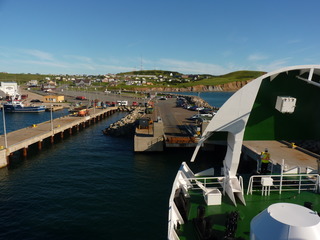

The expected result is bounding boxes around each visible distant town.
[0,70,209,91]
[0,70,265,93]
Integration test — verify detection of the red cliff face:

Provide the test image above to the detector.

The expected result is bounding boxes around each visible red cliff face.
[219,80,250,91]
[132,80,251,92]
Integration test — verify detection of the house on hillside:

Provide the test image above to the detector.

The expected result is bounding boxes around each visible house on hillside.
[41,84,56,92]
[27,80,38,87]
[75,79,91,87]
[47,80,57,86]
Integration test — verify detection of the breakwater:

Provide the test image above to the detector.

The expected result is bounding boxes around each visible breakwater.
[102,107,146,137]
[182,95,218,110]
[102,94,218,139]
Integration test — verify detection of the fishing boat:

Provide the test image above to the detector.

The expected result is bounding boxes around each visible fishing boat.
[3,101,46,113]
[168,65,320,240]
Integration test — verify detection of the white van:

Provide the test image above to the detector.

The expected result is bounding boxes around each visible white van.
[117,100,128,106]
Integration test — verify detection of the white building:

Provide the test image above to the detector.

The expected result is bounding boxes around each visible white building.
[27,80,38,87]
[0,82,18,97]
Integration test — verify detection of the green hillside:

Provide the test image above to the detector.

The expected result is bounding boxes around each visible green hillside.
[0,70,266,89]
[118,70,265,87]
[195,70,266,86]
[0,72,52,84]
[117,70,181,76]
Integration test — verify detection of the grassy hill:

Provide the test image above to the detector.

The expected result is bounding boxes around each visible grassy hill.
[117,70,181,76]
[192,70,265,86]
[0,72,52,84]
[118,70,265,87]
[0,70,266,90]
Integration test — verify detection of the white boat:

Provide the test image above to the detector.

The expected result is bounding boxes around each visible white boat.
[168,65,320,240]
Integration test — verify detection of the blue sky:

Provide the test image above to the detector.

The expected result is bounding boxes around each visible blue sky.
[0,0,319,75]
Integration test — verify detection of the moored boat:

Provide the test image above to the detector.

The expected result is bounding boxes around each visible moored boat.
[168,65,320,240]
[2,101,46,113]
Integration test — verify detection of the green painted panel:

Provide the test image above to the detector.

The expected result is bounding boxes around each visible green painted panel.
[244,70,320,140]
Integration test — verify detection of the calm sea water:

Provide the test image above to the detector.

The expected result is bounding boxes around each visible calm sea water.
[0,92,232,240]
[174,91,234,108]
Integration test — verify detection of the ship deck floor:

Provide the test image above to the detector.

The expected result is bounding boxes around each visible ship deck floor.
[179,187,320,240]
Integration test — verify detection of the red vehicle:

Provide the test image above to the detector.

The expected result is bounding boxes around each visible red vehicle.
[132,101,138,106]
[76,96,86,100]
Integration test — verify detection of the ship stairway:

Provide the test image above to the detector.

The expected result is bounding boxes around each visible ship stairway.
[225,176,246,207]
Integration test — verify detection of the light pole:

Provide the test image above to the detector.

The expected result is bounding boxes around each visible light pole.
[197,92,200,116]
[50,104,53,135]
[2,106,7,149]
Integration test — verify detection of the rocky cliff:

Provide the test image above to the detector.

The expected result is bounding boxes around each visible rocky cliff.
[133,80,251,92]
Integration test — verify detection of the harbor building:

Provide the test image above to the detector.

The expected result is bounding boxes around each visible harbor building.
[44,95,65,103]
[0,82,18,97]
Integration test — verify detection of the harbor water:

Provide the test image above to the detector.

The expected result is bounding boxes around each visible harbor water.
[0,92,233,240]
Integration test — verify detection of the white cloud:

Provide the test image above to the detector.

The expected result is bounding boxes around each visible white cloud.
[287,39,301,44]
[18,59,69,68]
[156,59,230,75]
[247,53,268,61]
[1,46,282,75]
[63,55,93,63]
[22,49,54,61]
[222,50,233,58]
[99,65,133,73]
[254,58,291,72]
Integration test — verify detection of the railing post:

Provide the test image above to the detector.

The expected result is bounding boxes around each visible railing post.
[298,175,301,194]
[246,177,251,195]
[2,106,7,149]
[279,159,284,194]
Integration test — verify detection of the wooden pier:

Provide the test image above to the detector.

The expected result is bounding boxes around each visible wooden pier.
[0,107,118,168]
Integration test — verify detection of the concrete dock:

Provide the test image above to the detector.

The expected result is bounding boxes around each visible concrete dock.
[134,97,200,152]
[243,140,319,173]
[0,107,118,168]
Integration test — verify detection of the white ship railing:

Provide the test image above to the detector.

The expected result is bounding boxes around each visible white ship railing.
[180,175,245,195]
[247,173,320,195]
[186,176,224,191]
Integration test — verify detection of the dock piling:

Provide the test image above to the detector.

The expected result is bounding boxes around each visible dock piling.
[38,141,42,150]
[0,107,118,168]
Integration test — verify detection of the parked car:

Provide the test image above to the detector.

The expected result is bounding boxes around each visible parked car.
[189,106,203,111]
[188,113,213,120]
[30,99,42,103]
[200,108,214,114]
[76,96,86,100]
